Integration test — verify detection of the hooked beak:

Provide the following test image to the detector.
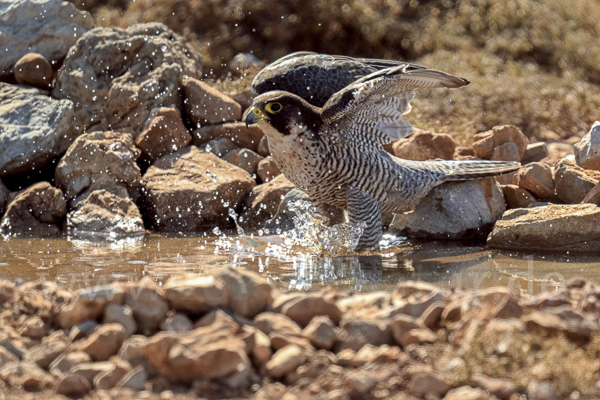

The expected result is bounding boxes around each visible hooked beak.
[245,107,270,127]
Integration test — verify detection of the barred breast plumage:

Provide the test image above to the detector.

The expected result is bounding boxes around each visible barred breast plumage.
[246,53,520,252]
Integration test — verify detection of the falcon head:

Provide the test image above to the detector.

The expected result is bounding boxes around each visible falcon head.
[245,91,323,138]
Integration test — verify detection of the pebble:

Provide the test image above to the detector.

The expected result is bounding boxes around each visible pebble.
[14,53,53,88]
[302,316,338,350]
[56,373,91,397]
[76,323,127,361]
[266,345,304,379]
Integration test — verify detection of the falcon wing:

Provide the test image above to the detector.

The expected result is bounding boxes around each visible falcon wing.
[321,65,469,145]
[252,52,426,107]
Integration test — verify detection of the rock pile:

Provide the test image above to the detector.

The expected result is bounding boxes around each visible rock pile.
[0,273,598,399]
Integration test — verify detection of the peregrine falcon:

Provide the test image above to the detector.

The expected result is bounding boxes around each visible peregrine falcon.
[246,52,519,252]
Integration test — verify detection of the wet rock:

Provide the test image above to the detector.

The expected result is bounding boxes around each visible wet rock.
[160,313,193,333]
[142,146,255,232]
[49,351,92,377]
[491,141,520,162]
[514,162,555,199]
[302,316,338,350]
[55,131,142,207]
[183,78,241,125]
[574,121,600,171]
[0,182,66,235]
[14,53,53,89]
[257,157,282,183]
[389,177,505,240]
[527,380,559,400]
[193,122,264,152]
[0,361,55,390]
[501,184,536,209]
[487,204,600,252]
[334,319,393,352]
[443,386,487,400]
[223,148,264,176]
[163,274,228,314]
[523,305,599,340]
[554,159,600,204]
[266,344,304,379]
[103,303,137,336]
[408,371,451,398]
[400,328,437,347]
[23,340,67,369]
[116,365,147,390]
[522,142,550,165]
[203,138,239,157]
[123,278,169,336]
[419,302,445,330]
[392,130,455,161]
[472,374,517,400]
[0,83,77,176]
[76,323,128,361]
[215,266,274,319]
[58,286,125,329]
[93,358,131,390]
[472,125,528,160]
[281,295,342,328]
[66,190,144,237]
[0,0,93,78]
[135,107,192,163]
[53,23,202,134]
[56,373,92,397]
[240,174,295,230]
[19,316,45,339]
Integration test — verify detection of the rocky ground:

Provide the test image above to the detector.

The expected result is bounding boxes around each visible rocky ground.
[2,271,600,400]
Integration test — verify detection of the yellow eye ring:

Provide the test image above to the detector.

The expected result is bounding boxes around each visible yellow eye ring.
[265,102,283,114]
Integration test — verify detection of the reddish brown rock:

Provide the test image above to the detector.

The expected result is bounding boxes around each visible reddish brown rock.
[257,156,282,183]
[56,373,91,397]
[521,142,549,164]
[554,159,600,204]
[257,135,270,157]
[163,275,228,314]
[193,122,265,152]
[223,148,264,176]
[0,182,66,235]
[215,267,274,319]
[334,319,393,352]
[302,316,338,350]
[23,340,67,369]
[472,125,528,160]
[513,162,555,199]
[501,184,536,209]
[77,324,128,361]
[135,107,192,163]
[419,302,445,330]
[14,53,53,88]
[183,78,242,125]
[392,130,455,161]
[491,142,520,162]
[240,174,295,230]
[142,146,255,232]
[266,345,304,379]
[281,294,342,327]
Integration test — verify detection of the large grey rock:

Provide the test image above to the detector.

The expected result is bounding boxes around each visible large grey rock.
[389,178,506,239]
[142,146,255,232]
[487,204,600,252]
[66,190,144,237]
[574,121,600,171]
[55,131,142,207]
[0,0,93,78]
[0,83,78,176]
[53,23,202,135]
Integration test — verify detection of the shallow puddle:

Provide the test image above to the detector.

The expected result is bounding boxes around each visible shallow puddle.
[1,233,599,296]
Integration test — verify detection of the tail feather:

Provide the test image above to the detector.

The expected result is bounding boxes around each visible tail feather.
[430,160,521,181]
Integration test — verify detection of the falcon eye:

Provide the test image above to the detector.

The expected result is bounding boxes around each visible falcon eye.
[265,102,283,113]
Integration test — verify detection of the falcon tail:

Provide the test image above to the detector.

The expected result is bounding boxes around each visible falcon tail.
[430,160,521,181]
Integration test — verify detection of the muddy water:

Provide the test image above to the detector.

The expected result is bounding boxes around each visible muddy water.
[1,233,599,295]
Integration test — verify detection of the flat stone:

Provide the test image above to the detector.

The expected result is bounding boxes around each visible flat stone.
[142,146,255,232]
[183,78,241,125]
[574,121,600,171]
[14,53,53,89]
[392,129,455,161]
[215,267,274,319]
[266,345,304,379]
[0,0,93,78]
[389,177,505,240]
[76,324,128,361]
[23,340,67,369]
[66,190,144,237]
[55,131,142,207]
[408,371,451,398]
[240,174,295,230]
[302,316,338,350]
[501,184,536,209]
[135,107,192,163]
[0,182,66,235]
[257,157,282,183]
[472,374,517,400]
[0,361,55,390]
[103,302,137,336]
[223,148,264,176]
[554,159,600,204]
[523,305,599,340]
[56,373,91,397]
[53,23,202,134]
[473,125,528,160]
[70,361,115,385]
[487,204,600,252]
[281,294,342,328]
[193,122,265,152]
[163,274,228,314]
